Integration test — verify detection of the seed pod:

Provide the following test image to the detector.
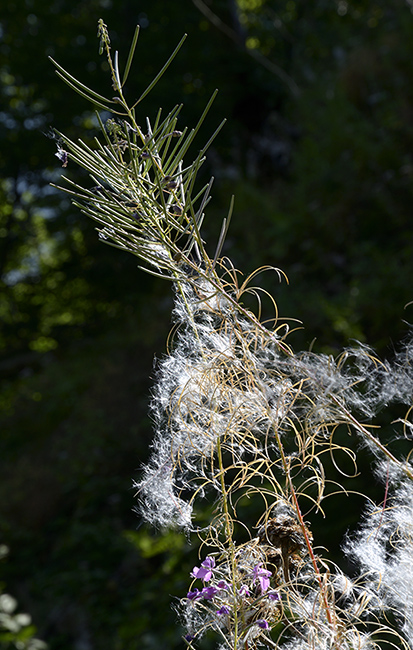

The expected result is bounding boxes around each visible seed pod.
[161,175,178,190]
[169,204,183,216]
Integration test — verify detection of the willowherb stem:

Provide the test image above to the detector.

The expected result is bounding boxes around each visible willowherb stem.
[51,20,413,650]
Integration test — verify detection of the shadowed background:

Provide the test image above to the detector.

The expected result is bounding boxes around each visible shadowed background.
[1,1,413,648]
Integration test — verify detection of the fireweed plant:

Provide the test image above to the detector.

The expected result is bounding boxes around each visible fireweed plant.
[50,20,413,650]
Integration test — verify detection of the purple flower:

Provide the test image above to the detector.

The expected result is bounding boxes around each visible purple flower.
[257,619,269,629]
[184,633,194,641]
[187,588,202,601]
[217,605,230,616]
[201,585,219,600]
[268,591,279,601]
[191,556,215,582]
[252,563,272,593]
[239,584,250,597]
[216,580,229,590]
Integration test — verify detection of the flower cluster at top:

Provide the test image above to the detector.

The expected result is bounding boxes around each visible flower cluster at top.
[183,555,280,642]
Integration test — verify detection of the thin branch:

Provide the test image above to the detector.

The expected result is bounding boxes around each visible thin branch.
[191,0,300,97]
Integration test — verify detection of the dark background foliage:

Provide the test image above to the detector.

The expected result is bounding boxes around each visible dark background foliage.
[1,1,413,648]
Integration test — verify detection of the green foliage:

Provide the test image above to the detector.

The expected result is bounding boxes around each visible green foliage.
[0,313,190,650]
[212,0,413,351]
[3,0,412,356]
[1,1,413,649]
[0,547,46,650]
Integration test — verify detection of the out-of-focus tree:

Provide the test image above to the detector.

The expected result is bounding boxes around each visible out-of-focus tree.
[2,3,413,649]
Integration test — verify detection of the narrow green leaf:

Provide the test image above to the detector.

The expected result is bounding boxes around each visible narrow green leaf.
[122,24,140,87]
[213,195,234,268]
[49,57,115,105]
[137,266,176,280]
[163,127,187,172]
[53,72,117,113]
[133,34,187,107]
[172,90,219,165]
